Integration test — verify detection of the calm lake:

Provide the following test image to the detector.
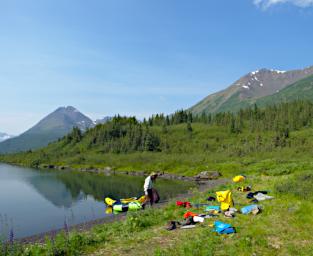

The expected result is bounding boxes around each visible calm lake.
[0,164,192,239]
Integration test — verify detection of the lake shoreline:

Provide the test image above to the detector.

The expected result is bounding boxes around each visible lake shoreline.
[38,165,200,182]
[38,164,221,182]
[18,178,227,245]
[1,160,221,182]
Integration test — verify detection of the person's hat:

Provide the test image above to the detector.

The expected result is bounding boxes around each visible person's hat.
[150,172,158,177]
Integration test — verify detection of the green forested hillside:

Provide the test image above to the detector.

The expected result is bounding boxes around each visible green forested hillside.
[2,100,313,175]
[255,74,313,107]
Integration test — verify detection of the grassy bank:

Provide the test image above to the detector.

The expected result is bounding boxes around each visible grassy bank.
[82,172,313,256]
[2,170,313,256]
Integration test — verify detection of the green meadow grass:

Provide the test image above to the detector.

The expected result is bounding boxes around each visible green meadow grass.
[2,170,313,256]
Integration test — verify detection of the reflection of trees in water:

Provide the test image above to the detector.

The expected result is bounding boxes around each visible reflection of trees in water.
[27,175,84,208]
[55,172,193,201]
[27,170,192,208]
[56,172,144,201]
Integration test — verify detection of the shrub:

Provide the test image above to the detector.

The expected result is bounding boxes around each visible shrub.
[275,172,313,201]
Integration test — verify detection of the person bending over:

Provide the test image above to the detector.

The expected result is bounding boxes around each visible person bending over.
[144,172,160,206]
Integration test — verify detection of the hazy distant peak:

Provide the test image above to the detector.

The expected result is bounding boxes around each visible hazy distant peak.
[0,106,95,153]
[0,132,14,142]
[94,116,113,125]
[55,106,78,113]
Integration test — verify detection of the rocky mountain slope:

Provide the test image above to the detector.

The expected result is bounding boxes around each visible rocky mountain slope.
[190,66,313,114]
[254,74,313,107]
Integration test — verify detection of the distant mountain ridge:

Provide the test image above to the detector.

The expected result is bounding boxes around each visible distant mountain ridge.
[2,65,313,154]
[190,66,313,114]
[0,132,14,143]
[0,106,94,154]
[95,116,113,125]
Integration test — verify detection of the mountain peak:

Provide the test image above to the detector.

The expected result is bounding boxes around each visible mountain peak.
[249,68,286,76]
[190,65,313,115]
[270,69,286,74]
[37,106,94,132]
[0,107,95,153]
[55,106,78,113]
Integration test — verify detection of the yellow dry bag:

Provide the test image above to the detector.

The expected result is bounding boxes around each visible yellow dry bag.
[232,175,245,183]
[216,190,234,211]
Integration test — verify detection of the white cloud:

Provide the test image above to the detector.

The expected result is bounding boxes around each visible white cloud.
[254,0,313,9]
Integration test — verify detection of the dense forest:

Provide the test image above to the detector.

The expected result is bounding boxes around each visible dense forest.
[67,99,313,151]
[2,100,313,175]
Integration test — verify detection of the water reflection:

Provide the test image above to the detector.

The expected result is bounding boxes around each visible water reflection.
[27,170,192,208]
[0,164,193,238]
[27,175,85,208]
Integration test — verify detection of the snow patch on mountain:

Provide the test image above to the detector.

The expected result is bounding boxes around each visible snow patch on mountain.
[271,69,286,74]
[251,70,260,75]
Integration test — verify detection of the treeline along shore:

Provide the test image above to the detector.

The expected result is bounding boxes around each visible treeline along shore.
[2,100,313,177]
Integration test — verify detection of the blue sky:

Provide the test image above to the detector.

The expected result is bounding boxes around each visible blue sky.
[1,0,313,134]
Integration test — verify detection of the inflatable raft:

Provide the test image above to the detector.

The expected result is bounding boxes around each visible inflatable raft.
[105,196,145,212]
[105,196,146,206]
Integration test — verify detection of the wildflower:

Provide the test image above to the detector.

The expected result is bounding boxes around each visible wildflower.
[64,219,69,235]
[9,228,14,246]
